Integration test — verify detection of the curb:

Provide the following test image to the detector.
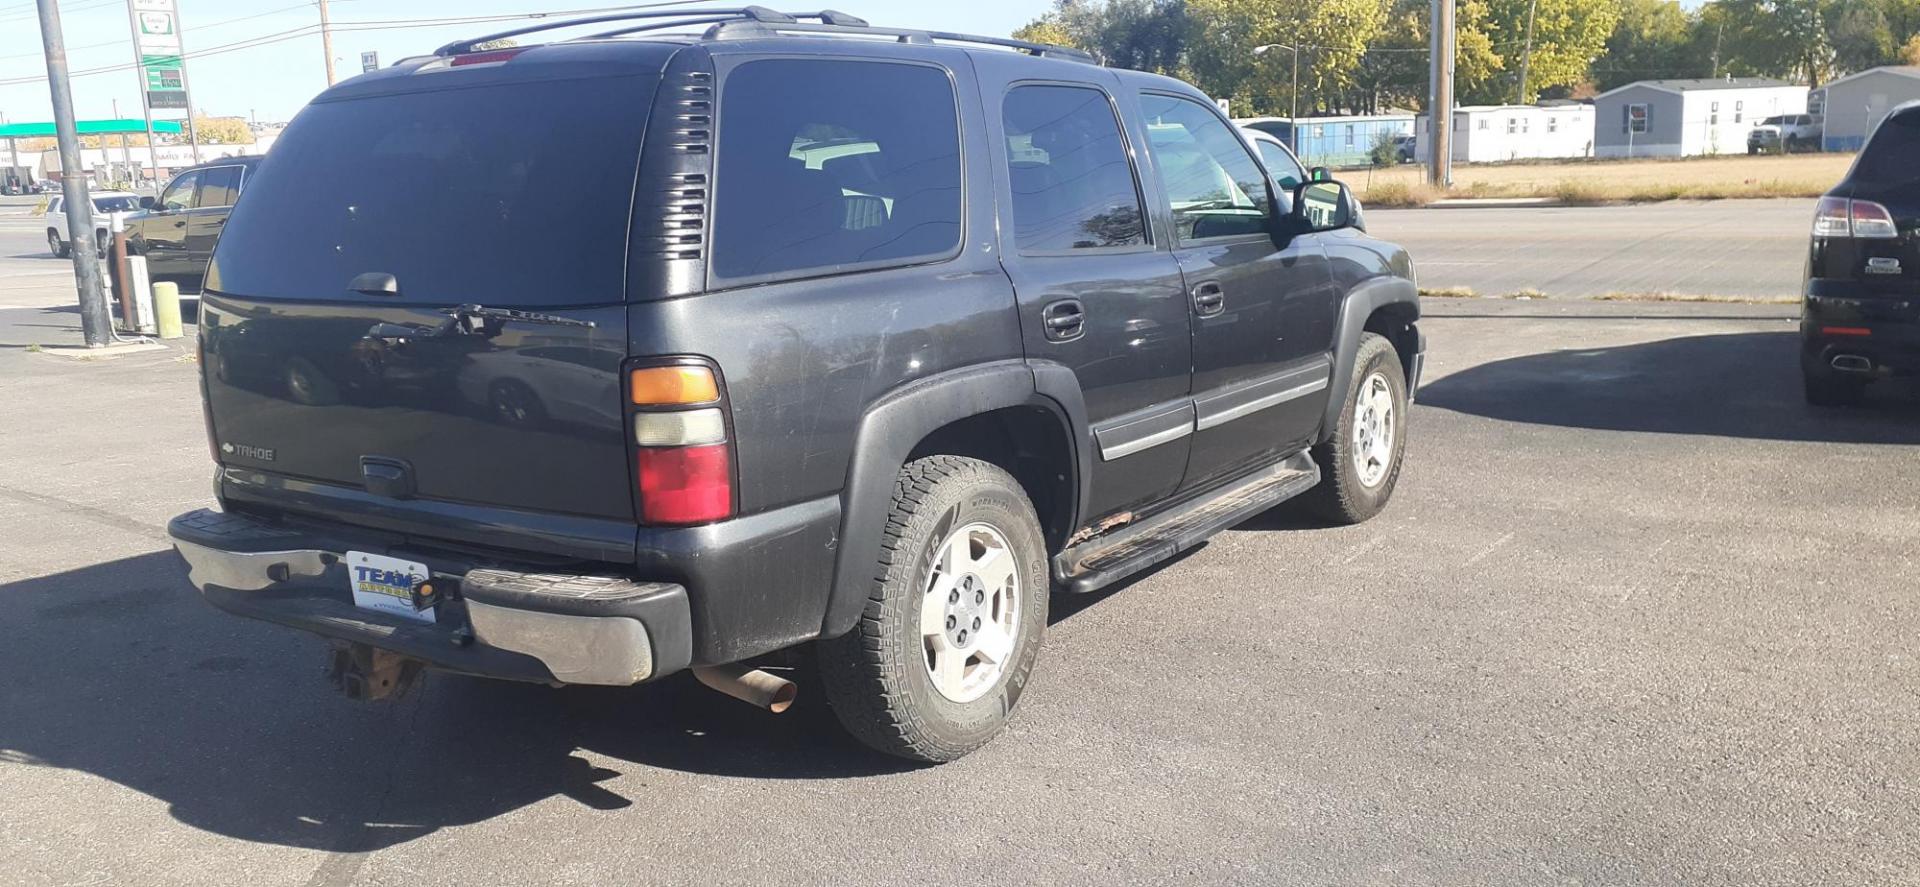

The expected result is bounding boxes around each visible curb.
[1424,197,1566,209]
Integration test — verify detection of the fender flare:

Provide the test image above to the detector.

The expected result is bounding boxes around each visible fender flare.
[820,360,1090,639]
[1320,275,1420,442]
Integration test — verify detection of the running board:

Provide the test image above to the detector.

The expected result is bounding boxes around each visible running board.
[1053,451,1320,595]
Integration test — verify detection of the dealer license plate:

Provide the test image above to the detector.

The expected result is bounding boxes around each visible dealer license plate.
[344,551,436,624]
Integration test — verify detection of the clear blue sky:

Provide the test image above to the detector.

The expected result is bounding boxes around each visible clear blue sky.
[0,0,1044,125]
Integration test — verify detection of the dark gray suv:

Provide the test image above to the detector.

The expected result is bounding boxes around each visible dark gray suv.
[168,7,1424,762]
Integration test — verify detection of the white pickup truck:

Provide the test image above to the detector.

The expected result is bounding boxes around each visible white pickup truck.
[42,191,143,258]
[1748,114,1822,154]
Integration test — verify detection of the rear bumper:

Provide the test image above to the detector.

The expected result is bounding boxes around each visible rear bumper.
[169,508,693,686]
[1801,287,1920,376]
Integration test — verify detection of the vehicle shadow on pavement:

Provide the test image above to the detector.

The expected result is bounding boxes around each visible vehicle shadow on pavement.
[0,550,916,854]
[1419,331,1920,444]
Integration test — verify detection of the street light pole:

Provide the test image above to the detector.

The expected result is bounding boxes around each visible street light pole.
[35,0,112,348]
[1254,43,1302,157]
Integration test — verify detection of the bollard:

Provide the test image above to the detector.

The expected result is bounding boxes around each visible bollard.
[152,281,183,340]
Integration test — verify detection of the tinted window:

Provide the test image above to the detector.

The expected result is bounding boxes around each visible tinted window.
[210,75,652,304]
[1001,85,1144,253]
[1856,112,1919,186]
[93,196,139,212]
[712,59,961,281]
[1254,140,1304,190]
[198,166,243,208]
[1138,93,1271,241]
[46,197,60,214]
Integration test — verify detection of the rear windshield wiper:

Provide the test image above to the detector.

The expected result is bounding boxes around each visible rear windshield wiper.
[444,304,596,330]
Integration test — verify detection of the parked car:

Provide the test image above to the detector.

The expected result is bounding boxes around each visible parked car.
[1393,133,1418,163]
[167,8,1424,762]
[1750,114,1821,154]
[1800,101,1918,405]
[43,190,142,257]
[125,156,263,290]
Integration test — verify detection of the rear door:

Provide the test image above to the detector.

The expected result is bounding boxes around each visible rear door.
[1133,92,1338,491]
[979,60,1194,520]
[185,164,244,281]
[200,69,658,521]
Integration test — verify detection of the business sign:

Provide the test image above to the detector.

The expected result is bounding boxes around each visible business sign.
[131,0,188,111]
[361,51,379,73]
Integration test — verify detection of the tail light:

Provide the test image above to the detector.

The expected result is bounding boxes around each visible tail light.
[627,362,733,525]
[450,48,528,67]
[1814,196,1900,239]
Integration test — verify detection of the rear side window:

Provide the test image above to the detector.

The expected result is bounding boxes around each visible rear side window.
[711,59,962,282]
[198,166,242,208]
[209,75,652,304]
[1855,113,1919,186]
[1001,84,1145,253]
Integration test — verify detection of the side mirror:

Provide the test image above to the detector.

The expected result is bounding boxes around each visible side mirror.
[138,195,156,210]
[1288,180,1356,234]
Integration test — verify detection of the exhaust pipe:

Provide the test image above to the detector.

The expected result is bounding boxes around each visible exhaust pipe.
[1831,354,1873,373]
[692,664,797,713]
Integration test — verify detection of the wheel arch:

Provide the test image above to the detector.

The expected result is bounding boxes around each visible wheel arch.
[1319,274,1422,444]
[821,360,1090,639]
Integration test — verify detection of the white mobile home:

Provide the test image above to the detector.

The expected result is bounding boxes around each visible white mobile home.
[1593,78,1807,158]
[1415,103,1595,163]
[1817,66,1920,152]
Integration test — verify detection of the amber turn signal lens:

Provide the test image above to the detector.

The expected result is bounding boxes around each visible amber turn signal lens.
[630,366,718,405]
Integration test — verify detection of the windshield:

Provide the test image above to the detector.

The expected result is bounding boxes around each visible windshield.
[1760,116,1787,126]
[209,74,655,304]
[93,196,139,213]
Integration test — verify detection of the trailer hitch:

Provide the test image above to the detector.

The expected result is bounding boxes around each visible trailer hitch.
[327,643,424,702]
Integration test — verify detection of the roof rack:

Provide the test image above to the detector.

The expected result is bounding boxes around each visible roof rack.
[433,6,1096,64]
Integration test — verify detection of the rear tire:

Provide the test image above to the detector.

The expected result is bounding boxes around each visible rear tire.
[817,456,1048,763]
[1803,370,1865,407]
[1303,332,1408,525]
[47,229,67,258]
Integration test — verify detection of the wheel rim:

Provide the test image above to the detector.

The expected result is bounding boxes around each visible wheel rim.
[1350,371,1396,488]
[920,521,1020,704]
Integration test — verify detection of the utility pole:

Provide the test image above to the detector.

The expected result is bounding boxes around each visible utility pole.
[1428,0,1455,187]
[36,0,112,348]
[1515,0,1538,104]
[173,1,201,164]
[318,0,337,86]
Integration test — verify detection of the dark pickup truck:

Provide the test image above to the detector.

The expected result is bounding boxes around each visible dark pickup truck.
[168,7,1424,762]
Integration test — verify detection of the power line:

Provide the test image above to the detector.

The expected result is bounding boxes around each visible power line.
[0,1,714,88]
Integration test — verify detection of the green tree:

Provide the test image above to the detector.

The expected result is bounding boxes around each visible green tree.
[1470,0,1621,103]
[1594,0,1706,90]
[1186,0,1386,115]
[1012,0,1187,74]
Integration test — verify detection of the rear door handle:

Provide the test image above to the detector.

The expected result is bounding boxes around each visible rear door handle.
[1191,281,1225,316]
[1040,298,1086,343]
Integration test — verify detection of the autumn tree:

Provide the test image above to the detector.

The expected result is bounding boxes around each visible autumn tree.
[192,116,253,145]
[1186,0,1386,115]
[1594,0,1706,90]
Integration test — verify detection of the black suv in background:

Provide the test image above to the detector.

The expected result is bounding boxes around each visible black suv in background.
[1803,102,1920,405]
[167,8,1424,762]
[126,155,263,291]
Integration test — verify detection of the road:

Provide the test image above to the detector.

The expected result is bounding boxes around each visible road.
[1368,199,1814,299]
[4,243,1919,883]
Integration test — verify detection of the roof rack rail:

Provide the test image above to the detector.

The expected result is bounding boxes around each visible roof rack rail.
[706,19,1098,63]
[435,6,802,56]
[433,7,1096,65]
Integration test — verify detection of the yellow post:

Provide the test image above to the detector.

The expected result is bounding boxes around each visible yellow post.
[152,281,183,340]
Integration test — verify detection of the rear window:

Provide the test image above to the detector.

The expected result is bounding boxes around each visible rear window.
[208,75,653,304]
[1855,112,1919,186]
[710,59,962,282]
[93,196,139,212]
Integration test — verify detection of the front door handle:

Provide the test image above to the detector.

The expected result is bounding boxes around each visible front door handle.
[1191,281,1225,316]
[1040,298,1086,343]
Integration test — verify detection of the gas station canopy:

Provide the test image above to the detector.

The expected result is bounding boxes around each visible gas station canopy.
[0,119,185,138]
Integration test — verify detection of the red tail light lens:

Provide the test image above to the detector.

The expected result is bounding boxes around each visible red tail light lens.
[1850,199,1900,239]
[638,444,732,525]
[451,48,527,67]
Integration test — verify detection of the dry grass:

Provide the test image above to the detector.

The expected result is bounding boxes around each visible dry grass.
[1361,153,1853,205]
[1594,291,1800,304]
[1419,286,1478,298]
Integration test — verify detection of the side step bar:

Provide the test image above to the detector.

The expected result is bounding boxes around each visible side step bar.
[1053,451,1320,595]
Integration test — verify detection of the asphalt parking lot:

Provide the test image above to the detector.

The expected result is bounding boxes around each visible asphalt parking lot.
[3,212,1919,886]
